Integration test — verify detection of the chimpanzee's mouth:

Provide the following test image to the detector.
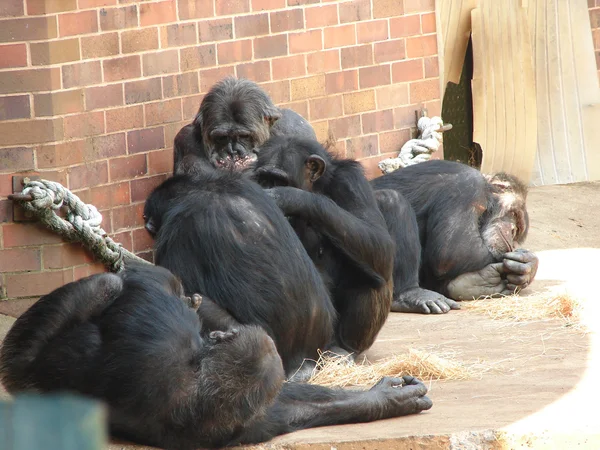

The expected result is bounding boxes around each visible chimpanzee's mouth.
[215,153,258,171]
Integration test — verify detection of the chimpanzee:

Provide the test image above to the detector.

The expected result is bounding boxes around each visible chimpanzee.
[0,264,432,450]
[145,169,336,381]
[174,77,317,175]
[371,160,539,305]
[252,136,394,358]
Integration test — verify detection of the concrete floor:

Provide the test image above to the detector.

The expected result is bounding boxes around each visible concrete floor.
[2,182,600,449]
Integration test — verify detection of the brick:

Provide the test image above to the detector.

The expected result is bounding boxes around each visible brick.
[343,90,375,114]
[85,84,123,111]
[341,45,373,69]
[235,13,269,38]
[0,17,57,43]
[309,95,343,121]
[254,34,288,59]
[375,39,406,63]
[147,148,173,174]
[44,244,92,270]
[259,80,290,104]
[289,30,323,54]
[379,128,411,153]
[132,227,155,253]
[0,298,38,318]
[178,0,214,19]
[421,12,436,33]
[359,153,391,179]
[403,0,435,14]
[251,0,285,10]
[99,5,138,30]
[80,0,116,7]
[89,182,130,209]
[339,0,371,23]
[273,55,306,80]
[346,134,378,159]
[392,59,424,82]
[217,39,252,65]
[72,263,106,283]
[216,0,249,15]
[424,98,441,117]
[63,111,104,139]
[131,174,167,202]
[180,44,216,71]
[311,120,330,143]
[139,1,176,26]
[279,101,308,120]
[592,9,600,28]
[34,90,84,117]
[122,28,159,54]
[161,23,196,48]
[409,78,440,103]
[112,203,145,231]
[357,20,389,44]
[109,154,148,181]
[359,64,391,89]
[307,49,340,73]
[0,95,31,120]
[0,118,62,145]
[406,34,437,58]
[198,18,233,42]
[2,223,64,247]
[6,270,73,298]
[200,66,235,92]
[81,32,119,59]
[163,72,200,98]
[128,127,165,153]
[237,60,271,83]
[85,133,127,161]
[143,50,179,76]
[325,70,359,94]
[59,10,98,37]
[324,24,356,49]
[112,230,133,252]
[0,1,24,17]
[270,8,303,32]
[182,94,204,119]
[68,161,108,190]
[106,105,144,133]
[362,109,394,134]
[0,199,13,223]
[390,15,421,38]
[37,141,85,169]
[63,61,102,89]
[424,56,439,78]
[125,78,162,104]
[291,74,326,100]
[27,0,76,14]
[288,0,319,5]
[145,98,182,126]
[305,4,338,28]
[0,43,28,69]
[373,0,403,18]
[393,105,418,129]
[376,84,409,109]
[31,39,80,66]
[0,147,35,171]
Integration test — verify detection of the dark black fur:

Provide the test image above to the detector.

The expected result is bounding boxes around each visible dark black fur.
[253,136,394,357]
[0,264,432,449]
[371,160,538,303]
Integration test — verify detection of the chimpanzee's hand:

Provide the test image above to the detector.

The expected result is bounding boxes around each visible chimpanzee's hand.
[368,376,432,418]
[392,287,461,314]
[446,263,508,300]
[503,249,539,293]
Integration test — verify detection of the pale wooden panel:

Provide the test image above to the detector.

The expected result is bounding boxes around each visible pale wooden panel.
[471,0,538,183]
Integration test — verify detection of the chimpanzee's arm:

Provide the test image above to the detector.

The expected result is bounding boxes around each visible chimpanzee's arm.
[267,186,393,287]
[233,376,432,445]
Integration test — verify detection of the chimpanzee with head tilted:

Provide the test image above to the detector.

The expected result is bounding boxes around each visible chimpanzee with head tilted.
[0,264,432,450]
[174,77,317,175]
[145,168,336,382]
[252,136,394,358]
[371,160,539,308]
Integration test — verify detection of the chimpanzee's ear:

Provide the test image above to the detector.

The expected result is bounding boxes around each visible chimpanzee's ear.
[264,107,282,127]
[485,173,512,192]
[305,155,326,183]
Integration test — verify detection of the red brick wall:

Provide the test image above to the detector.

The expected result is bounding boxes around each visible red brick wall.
[590,1,600,81]
[0,0,440,311]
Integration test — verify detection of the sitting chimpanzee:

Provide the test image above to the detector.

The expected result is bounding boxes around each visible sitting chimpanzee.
[145,169,336,382]
[252,136,394,358]
[371,160,539,307]
[0,264,432,450]
[174,77,317,175]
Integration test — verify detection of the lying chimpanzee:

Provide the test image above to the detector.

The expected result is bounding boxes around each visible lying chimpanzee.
[145,169,336,381]
[0,264,432,450]
[371,160,539,307]
[252,136,394,357]
[174,77,316,175]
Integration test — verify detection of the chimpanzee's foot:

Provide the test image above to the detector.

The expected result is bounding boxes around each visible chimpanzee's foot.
[183,293,202,311]
[287,360,317,383]
[367,376,433,416]
[392,288,461,314]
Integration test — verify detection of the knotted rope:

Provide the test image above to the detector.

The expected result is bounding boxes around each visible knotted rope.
[378,116,451,174]
[9,179,151,272]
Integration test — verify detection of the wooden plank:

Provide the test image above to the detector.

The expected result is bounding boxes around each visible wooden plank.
[0,394,107,450]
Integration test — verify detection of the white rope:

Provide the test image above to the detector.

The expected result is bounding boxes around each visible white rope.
[378,116,446,174]
[15,180,151,272]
